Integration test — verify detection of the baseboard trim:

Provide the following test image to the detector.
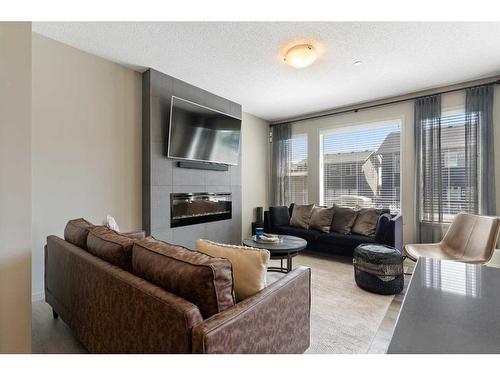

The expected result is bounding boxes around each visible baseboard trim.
[32,291,45,302]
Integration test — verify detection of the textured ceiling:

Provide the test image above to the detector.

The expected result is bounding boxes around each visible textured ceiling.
[32,22,500,121]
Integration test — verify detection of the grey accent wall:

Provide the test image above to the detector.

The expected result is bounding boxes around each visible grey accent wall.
[143,69,242,249]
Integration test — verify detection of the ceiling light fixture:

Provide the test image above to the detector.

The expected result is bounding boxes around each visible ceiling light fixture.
[353,60,363,67]
[283,44,318,68]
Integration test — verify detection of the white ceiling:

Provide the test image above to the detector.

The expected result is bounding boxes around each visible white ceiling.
[32,22,500,122]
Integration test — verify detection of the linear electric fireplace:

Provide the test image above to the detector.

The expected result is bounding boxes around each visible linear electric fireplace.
[170,192,232,228]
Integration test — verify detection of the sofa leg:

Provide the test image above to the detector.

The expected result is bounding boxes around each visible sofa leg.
[52,309,59,319]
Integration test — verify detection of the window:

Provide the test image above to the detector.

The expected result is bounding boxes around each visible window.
[320,121,401,213]
[420,112,473,223]
[285,134,308,205]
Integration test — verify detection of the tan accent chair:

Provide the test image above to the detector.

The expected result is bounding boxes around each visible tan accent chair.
[405,212,500,264]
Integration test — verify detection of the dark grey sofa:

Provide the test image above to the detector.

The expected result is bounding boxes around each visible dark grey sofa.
[264,204,402,257]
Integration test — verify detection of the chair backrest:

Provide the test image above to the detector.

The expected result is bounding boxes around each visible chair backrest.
[442,212,500,263]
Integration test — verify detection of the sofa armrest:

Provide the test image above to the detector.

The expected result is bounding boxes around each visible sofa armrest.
[375,214,403,251]
[392,214,403,251]
[191,266,311,354]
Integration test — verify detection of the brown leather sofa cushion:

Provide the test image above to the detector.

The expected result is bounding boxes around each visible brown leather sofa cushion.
[309,206,334,233]
[87,226,135,271]
[290,204,315,229]
[351,208,382,237]
[132,237,235,319]
[330,205,358,234]
[64,218,95,249]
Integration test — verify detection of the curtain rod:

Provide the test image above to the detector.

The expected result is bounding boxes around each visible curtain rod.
[271,79,500,126]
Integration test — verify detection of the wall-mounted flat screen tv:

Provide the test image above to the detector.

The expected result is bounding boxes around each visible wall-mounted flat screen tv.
[167,96,241,165]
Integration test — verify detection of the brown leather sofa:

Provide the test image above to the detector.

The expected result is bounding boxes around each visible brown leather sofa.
[45,229,311,354]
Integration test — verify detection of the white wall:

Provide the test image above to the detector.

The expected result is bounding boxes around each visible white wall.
[241,112,270,238]
[0,22,32,353]
[31,34,142,300]
[290,88,500,246]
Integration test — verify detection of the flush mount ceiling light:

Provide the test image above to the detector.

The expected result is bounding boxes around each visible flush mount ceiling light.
[283,44,318,68]
[353,60,363,67]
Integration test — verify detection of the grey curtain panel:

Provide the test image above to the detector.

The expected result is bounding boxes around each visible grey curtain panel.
[271,123,292,206]
[465,84,495,216]
[415,94,443,242]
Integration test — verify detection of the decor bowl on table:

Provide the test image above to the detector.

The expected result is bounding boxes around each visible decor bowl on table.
[252,234,282,243]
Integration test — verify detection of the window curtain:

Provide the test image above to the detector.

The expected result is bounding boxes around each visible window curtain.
[415,94,443,242]
[465,84,495,215]
[271,123,292,206]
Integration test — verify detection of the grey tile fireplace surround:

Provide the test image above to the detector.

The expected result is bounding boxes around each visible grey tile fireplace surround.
[142,69,242,249]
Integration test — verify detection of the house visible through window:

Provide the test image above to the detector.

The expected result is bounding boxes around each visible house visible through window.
[320,121,401,212]
[286,134,308,205]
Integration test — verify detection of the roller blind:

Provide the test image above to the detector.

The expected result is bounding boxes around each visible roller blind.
[286,134,308,205]
[320,121,401,213]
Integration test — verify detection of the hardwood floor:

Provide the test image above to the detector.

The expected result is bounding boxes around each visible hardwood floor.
[32,301,87,354]
[32,254,413,354]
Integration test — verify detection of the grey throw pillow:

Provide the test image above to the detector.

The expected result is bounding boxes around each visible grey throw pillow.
[309,206,335,233]
[330,205,358,234]
[289,204,315,229]
[351,208,383,237]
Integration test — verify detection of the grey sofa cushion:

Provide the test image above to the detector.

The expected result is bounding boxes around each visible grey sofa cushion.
[351,208,383,237]
[318,232,376,248]
[309,206,334,233]
[275,225,322,243]
[290,204,315,229]
[330,205,358,234]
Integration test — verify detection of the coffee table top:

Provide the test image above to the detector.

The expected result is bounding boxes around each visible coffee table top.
[243,235,307,254]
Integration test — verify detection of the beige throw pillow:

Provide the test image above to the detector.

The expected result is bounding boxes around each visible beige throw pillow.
[196,239,270,302]
[309,206,335,233]
[289,204,315,229]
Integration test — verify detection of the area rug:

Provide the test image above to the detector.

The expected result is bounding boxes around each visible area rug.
[267,251,394,354]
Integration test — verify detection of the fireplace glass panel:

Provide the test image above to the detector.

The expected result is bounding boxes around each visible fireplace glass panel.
[170,192,232,227]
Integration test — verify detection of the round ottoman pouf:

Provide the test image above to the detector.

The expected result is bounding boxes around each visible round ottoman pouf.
[353,244,404,295]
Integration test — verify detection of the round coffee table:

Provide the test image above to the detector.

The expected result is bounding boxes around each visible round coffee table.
[242,235,307,273]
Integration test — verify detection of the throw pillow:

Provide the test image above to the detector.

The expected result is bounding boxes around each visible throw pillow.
[64,218,95,249]
[87,226,135,271]
[351,208,383,237]
[330,205,358,234]
[309,206,335,233]
[196,239,270,301]
[289,204,315,229]
[132,237,235,319]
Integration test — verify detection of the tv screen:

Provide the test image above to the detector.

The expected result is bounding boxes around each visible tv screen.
[167,96,241,165]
